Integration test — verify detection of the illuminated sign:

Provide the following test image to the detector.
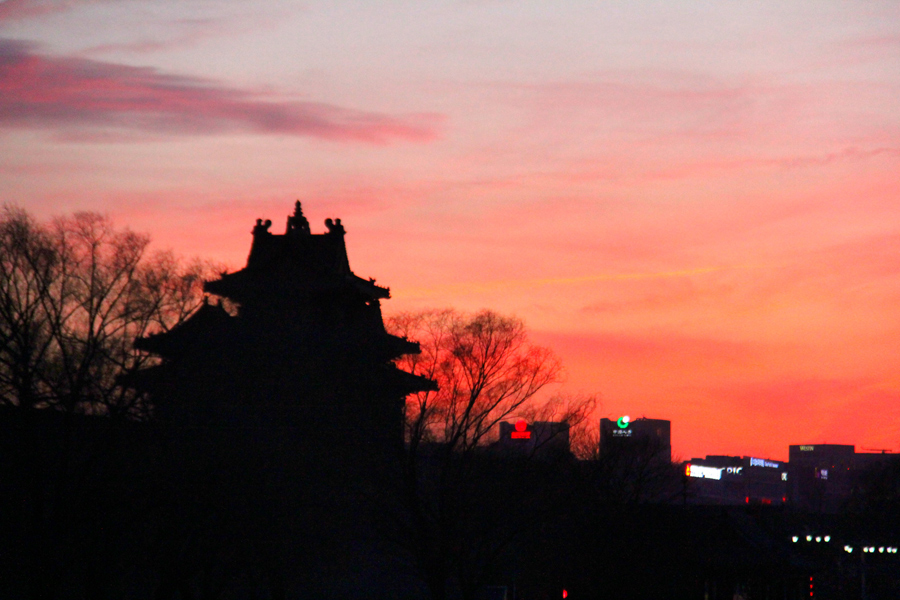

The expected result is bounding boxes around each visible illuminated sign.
[612,429,633,437]
[782,472,788,481]
[510,419,531,439]
[800,445,814,451]
[685,464,723,480]
[726,466,743,475]
[816,468,828,480]
[750,457,780,469]
[616,415,630,429]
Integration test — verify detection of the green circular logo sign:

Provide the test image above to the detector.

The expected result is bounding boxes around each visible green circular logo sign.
[616,415,630,429]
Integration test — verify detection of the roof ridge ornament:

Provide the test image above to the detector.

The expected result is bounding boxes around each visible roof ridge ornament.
[324,218,345,235]
[252,218,272,236]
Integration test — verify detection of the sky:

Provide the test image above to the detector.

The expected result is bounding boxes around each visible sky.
[2,0,899,461]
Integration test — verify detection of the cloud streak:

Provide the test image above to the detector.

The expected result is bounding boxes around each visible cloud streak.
[0,0,84,21]
[0,39,441,143]
[394,266,734,299]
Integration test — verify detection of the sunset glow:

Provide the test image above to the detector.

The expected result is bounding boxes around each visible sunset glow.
[3,1,899,460]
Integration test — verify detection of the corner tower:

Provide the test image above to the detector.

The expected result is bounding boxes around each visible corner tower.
[126,202,436,594]
[132,200,435,450]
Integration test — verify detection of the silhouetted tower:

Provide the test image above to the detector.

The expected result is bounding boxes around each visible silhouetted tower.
[126,203,436,594]
[131,201,436,513]
[132,200,434,445]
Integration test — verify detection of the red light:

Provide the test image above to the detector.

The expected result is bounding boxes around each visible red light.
[745,496,749,503]
[511,418,531,439]
[562,590,567,599]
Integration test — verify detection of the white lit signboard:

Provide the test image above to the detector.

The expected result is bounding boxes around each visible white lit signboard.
[685,464,723,480]
[749,457,780,469]
[800,445,814,451]
[726,467,743,475]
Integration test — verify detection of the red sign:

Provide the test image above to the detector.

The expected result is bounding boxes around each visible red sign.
[511,418,531,439]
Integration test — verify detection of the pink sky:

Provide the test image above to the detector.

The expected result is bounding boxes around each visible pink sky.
[2,0,899,460]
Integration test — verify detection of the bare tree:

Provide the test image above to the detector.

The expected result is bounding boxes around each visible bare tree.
[0,207,57,412]
[389,309,563,450]
[0,207,215,417]
[0,206,217,599]
[386,309,594,600]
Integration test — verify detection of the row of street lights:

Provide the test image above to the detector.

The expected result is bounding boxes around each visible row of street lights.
[791,533,898,600]
[791,535,830,543]
[855,546,898,554]
[790,535,898,554]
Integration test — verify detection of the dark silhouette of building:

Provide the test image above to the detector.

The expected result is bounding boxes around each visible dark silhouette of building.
[684,454,788,506]
[496,419,571,456]
[126,202,436,597]
[134,201,434,433]
[788,444,896,513]
[600,415,671,463]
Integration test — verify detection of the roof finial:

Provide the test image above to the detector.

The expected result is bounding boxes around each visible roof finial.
[286,200,310,235]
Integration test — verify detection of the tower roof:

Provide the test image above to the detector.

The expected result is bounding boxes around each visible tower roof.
[204,201,390,303]
[134,299,232,358]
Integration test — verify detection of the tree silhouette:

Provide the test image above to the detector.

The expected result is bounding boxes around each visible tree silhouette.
[0,206,216,599]
[389,309,562,452]
[0,207,214,416]
[387,309,592,600]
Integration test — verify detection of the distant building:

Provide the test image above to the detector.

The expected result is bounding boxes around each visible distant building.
[684,455,788,506]
[788,444,895,512]
[600,416,671,463]
[496,419,570,456]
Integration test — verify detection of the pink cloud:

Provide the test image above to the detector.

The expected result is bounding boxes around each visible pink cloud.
[0,0,92,21]
[0,39,441,143]
[80,12,294,56]
[552,146,900,185]
[488,73,809,145]
[81,18,228,55]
